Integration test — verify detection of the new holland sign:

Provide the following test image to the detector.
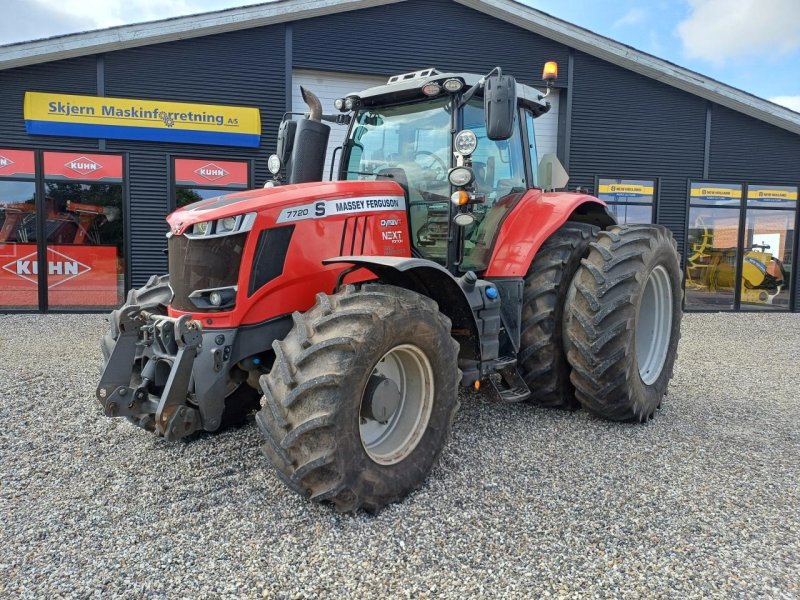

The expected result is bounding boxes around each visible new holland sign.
[24,92,261,147]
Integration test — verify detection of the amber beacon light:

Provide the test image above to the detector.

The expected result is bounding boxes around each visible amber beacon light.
[542,61,558,82]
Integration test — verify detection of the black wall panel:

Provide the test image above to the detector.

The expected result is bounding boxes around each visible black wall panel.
[709,104,800,183]
[292,0,570,89]
[103,26,285,285]
[708,105,800,311]
[569,50,707,254]
[0,56,98,149]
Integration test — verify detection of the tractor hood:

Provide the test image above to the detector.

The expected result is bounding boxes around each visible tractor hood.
[167,179,407,235]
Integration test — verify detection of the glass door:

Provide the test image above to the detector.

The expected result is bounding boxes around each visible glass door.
[42,151,125,309]
[0,149,39,309]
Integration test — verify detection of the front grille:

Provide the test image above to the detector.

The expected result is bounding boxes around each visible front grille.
[169,233,247,311]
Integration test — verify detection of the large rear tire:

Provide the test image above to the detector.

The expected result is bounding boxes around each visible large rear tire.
[519,222,598,409]
[255,284,460,513]
[564,224,682,422]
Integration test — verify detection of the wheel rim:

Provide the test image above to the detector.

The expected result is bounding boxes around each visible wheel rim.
[359,344,434,465]
[636,265,673,385]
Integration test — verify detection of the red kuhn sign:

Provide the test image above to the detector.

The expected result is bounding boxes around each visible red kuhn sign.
[174,158,248,188]
[0,149,35,179]
[0,243,120,306]
[43,152,123,182]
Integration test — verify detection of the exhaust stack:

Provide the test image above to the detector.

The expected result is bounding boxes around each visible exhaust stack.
[288,86,330,184]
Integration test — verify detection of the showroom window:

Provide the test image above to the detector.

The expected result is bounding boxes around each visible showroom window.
[0,149,38,309]
[0,149,126,311]
[171,157,250,209]
[42,151,125,310]
[596,177,656,224]
[685,181,797,311]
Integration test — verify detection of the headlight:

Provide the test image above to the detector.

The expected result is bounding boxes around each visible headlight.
[188,286,237,310]
[334,98,346,111]
[448,166,475,187]
[217,217,237,233]
[453,212,476,227]
[193,221,210,236]
[184,213,257,239]
[454,130,478,156]
[344,96,358,111]
[267,154,282,175]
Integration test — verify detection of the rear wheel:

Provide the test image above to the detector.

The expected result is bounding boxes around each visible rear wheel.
[255,284,460,513]
[564,224,682,421]
[519,222,598,409]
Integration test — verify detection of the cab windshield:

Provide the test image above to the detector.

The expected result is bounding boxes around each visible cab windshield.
[344,98,453,262]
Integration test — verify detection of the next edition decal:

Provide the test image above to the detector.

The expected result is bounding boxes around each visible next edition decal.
[24,92,261,148]
[276,195,406,224]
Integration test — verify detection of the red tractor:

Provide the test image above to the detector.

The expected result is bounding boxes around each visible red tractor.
[98,65,682,512]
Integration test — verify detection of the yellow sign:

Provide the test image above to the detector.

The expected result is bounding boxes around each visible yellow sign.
[747,188,798,200]
[24,92,261,147]
[598,184,654,195]
[690,187,741,198]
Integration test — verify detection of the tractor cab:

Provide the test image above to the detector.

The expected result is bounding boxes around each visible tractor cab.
[269,66,561,274]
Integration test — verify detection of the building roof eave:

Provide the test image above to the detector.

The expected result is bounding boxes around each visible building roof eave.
[456,0,800,136]
[0,0,404,71]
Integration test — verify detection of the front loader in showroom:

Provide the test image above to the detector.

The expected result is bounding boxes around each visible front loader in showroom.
[98,63,682,512]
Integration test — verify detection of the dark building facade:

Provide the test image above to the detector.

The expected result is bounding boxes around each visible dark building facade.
[0,0,797,312]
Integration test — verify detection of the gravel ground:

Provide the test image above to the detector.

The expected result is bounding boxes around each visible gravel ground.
[1,312,799,599]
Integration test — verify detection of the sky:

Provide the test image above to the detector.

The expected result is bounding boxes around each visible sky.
[2,0,799,112]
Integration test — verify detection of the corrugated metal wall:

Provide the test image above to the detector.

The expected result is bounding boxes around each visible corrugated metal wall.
[292,0,570,89]
[0,56,98,149]
[103,26,285,285]
[568,51,708,254]
[708,105,800,311]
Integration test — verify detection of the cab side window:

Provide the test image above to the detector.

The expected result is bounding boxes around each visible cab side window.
[461,100,528,272]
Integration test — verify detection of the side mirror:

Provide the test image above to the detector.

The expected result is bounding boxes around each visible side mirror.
[276,119,297,168]
[484,73,517,140]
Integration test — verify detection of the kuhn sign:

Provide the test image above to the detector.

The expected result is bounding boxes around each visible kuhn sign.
[0,244,119,307]
[65,156,102,176]
[194,163,229,182]
[3,247,91,288]
[174,158,248,188]
[43,151,122,182]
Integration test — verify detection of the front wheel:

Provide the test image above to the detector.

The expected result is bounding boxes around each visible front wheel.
[256,284,460,513]
[564,225,683,421]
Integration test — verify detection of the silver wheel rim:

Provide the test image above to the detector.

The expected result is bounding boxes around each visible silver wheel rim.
[359,344,434,465]
[636,265,673,385]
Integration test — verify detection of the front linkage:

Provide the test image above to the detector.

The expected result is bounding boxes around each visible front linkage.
[97,309,204,440]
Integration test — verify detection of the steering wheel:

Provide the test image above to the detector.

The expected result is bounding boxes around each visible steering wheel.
[413,150,448,181]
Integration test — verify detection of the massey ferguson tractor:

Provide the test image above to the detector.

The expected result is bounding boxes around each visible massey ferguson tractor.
[98,64,683,512]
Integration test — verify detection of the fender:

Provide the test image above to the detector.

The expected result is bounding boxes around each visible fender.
[322,255,483,361]
[484,189,615,277]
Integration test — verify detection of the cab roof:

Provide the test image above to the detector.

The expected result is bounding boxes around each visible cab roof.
[350,68,551,116]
